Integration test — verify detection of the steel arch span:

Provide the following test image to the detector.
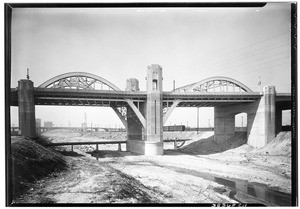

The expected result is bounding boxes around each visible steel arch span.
[37,72,146,129]
[38,72,121,91]
[173,76,253,93]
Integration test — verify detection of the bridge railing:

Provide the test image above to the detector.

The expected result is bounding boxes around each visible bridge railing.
[44,139,190,152]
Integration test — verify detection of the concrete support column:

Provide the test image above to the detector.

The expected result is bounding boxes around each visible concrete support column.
[247,86,276,147]
[126,65,164,155]
[214,105,235,143]
[18,79,36,138]
[127,105,143,141]
[144,64,163,155]
[275,107,282,134]
[125,78,146,153]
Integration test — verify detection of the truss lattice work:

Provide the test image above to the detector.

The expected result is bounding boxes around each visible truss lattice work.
[173,76,252,93]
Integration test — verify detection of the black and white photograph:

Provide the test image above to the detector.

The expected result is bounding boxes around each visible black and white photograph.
[5,2,297,206]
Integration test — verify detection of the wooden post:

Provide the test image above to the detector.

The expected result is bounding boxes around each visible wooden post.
[118,143,122,151]
[71,145,73,152]
[96,144,98,151]
[174,140,177,150]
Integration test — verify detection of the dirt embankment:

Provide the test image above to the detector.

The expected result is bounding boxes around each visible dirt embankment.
[9,135,164,204]
[10,136,68,199]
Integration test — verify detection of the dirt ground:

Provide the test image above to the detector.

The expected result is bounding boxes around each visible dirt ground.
[12,130,292,206]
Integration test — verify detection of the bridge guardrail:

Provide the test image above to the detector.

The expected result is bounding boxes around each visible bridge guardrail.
[45,139,191,151]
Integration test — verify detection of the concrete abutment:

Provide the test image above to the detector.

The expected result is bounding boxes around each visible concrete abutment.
[214,86,276,148]
[247,86,276,147]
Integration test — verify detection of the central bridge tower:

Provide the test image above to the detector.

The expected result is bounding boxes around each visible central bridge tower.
[145,64,163,154]
[126,64,164,155]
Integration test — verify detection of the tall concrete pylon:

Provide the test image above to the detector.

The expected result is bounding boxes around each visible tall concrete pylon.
[144,64,163,155]
[247,86,276,147]
[126,65,164,155]
[18,79,36,138]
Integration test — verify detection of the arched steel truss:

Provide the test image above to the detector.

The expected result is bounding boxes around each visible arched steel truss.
[173,76,252,93]
[38,72,146,129]
[38,72,120,91]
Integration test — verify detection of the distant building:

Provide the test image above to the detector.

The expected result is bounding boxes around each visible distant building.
[36,118,41,127]
[36,118,41,136]
[44,121,53,127]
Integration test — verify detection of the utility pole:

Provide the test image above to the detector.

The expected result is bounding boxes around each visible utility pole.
[173,80,175,91]
[258,76,261,93]
[26,68,30,79]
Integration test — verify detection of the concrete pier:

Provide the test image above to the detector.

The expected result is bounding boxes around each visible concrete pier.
[213,86,276,148]
[247,86,276,147]
[126,78,143,141]
[144,65,163,155]
[18,79,36,138]
[214,106,235,144]
[126,78,145,153]
[126,65,164,155]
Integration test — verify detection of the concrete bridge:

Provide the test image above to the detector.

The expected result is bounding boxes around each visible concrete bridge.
[10,64,291,155]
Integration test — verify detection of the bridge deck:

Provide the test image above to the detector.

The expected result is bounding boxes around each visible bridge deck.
[10,88,290,107]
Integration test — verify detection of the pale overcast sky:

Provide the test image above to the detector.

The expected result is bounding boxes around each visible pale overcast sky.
[10,3,292,128]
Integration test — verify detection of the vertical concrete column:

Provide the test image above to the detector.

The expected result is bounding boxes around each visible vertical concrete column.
[247,86,276,147]
[275,107,282,134]
[18,79,36,138]
[125,78,146,153]
[127,105,143,140]
[214,105,235,143]
[126,78,142,140]
[144,64,163,155]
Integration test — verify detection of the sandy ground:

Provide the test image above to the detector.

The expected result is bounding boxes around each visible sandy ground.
[13,130,292,205]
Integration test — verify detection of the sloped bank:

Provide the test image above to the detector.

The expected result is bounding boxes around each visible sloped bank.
[10,136,68,200]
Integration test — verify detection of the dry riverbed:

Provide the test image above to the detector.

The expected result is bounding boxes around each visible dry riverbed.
[12,130,292,206]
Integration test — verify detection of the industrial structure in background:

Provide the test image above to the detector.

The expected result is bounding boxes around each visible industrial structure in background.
[10,64,291,155]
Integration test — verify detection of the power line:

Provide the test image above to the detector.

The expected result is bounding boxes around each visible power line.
[179,34,290,76]
[173,29,290,74]
[207,50,290,72]
[232,61,290,76]
[191,42,290,74]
